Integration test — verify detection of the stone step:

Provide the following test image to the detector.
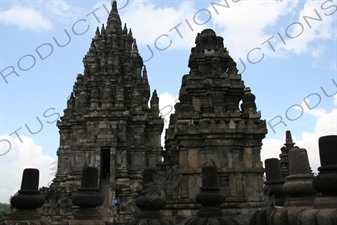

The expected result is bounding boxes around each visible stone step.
[98,180,111,219]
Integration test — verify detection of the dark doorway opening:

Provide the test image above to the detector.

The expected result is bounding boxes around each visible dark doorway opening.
[101,148,110,179]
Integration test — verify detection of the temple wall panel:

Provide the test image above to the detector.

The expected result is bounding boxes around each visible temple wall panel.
[243,147,253,168]
[188,174,201,200]
[187,148,199,169]
[180,149,188,169]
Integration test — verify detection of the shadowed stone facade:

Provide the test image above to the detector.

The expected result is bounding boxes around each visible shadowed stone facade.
[3,169,50,225]
[5,1,336,225]
[250,135,337,225]
[279,131,299,179]
[41,1,268,224]
[42,1,163,223]
[163,29,268,218]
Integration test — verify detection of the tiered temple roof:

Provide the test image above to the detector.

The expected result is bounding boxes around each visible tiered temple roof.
[164,29,268,217]
[43,1,163,223]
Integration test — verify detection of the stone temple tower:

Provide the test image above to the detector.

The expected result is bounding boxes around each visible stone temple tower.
[164,29,268,219]
[43,1,164,223]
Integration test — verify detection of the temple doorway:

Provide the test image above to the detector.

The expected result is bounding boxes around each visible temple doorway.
[101,148,110,179]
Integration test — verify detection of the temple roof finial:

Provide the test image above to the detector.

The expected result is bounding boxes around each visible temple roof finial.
[112,0,118,12]
[142,65,147,78]
[133,38,138,51]
[153,89,158,97]
[285,130,293,144]
[123,23,128,34]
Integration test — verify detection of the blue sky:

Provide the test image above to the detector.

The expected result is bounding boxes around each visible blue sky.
[0,0,336,203]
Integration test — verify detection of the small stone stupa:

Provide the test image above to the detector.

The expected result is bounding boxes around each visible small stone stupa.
[63,167,113,225]
[184,165,239,225]
[5,168,49,225]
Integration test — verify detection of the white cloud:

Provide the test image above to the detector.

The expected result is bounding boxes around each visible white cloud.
[119,0,298,55]
[45,1,71,18]
[311,59,337,71]
[157,92,336,175]
[158,92,178,147]
[262,95,337,174]
[311,45,326,58]
[276,0,336,55]
[0,5,53,31]
[209,0,299,58]
[120,0,207,51]
[262,132,321,175]
[83,0,335,62]
[329,60,337,71]
[86,1,116,29]
[43,0,81,22]
[0,134,55,203]
[261,137,284,162]
[0,1,81,31]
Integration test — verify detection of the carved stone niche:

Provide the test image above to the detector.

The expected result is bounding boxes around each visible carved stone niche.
[201,102,212,114]
[117,124,126,143]
[180,105,194,115]
[219,173,231,197]
[213,104,225,114]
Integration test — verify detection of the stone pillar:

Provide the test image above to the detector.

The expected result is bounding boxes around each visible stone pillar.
[5,168,49,225]
[264,158,286,206]
[67,167,112,225]
[269,148,318,225]
[184,166,239,225]
[298,135,337,225]
[126,168,173,225]
[279,130,298,179]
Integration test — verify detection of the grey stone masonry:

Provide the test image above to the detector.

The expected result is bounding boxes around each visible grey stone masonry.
[279,131,299,179]
[164,29,268,220]
[41,1,164,224]
[4,169,50,225]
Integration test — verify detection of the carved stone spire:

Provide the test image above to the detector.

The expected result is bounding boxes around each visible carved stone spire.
[106,0,121,33]
[164,29,267,217]
[45,1,164,223]
[241,87,257,117]
[279,130,299,178]
[6,168,49,225]
[111,0,117,12]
